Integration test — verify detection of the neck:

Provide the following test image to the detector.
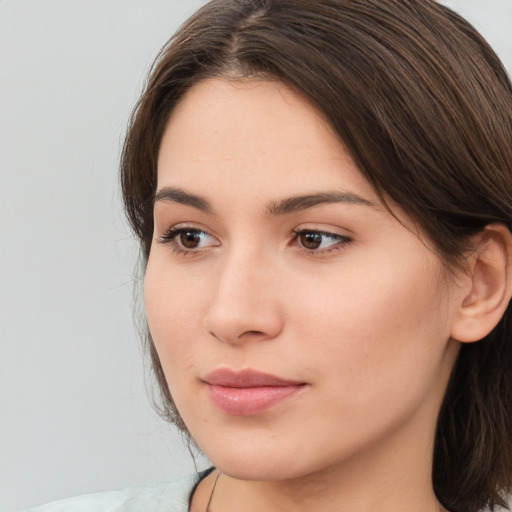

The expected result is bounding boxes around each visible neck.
[206,415,445,512]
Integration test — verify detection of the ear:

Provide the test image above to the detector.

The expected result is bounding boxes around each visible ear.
[450,224,512,343]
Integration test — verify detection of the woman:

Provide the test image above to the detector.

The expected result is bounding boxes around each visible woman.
[28,0,512,511]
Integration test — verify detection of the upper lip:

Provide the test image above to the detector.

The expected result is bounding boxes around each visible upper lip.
[203,368,305,388]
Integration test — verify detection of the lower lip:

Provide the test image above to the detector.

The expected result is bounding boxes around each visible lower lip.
[206,384,305,416]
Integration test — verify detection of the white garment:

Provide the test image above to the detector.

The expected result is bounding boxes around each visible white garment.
[24,473,202,512]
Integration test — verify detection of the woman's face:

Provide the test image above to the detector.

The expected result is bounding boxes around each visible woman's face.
[145,78,463,481]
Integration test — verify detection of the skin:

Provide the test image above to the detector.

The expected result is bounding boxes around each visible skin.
[145,78,467,512]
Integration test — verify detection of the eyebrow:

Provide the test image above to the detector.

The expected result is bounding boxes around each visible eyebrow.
[266,191,375,216]
[154,186,213,213]
[154,186,375,215]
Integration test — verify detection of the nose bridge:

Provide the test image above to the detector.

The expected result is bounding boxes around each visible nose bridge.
[203,242,282,344]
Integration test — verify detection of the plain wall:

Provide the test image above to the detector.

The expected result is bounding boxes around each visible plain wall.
[1,1,511,511]
[0,2,210,510]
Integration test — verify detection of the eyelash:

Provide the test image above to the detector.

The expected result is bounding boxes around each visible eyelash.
[158,226,353,257]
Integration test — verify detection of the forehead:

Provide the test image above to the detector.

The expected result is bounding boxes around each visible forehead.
[157,78,376,203]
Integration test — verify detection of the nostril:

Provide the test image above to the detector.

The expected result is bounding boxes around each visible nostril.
[208,329,268,345]
[236,330,268,342]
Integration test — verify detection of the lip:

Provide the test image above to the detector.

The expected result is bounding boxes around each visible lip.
[202,368,307,416]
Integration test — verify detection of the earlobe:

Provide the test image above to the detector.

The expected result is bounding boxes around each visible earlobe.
[450,224,512,343]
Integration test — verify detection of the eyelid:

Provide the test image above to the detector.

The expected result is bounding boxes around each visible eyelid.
[292,223,353,239]
[157,221,216,240]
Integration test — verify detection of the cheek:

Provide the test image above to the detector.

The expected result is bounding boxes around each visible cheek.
[144,257,208,380]
[288,251,449,400]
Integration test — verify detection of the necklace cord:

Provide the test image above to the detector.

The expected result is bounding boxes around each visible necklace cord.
[205,470,221,512]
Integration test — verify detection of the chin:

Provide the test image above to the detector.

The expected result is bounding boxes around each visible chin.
[194,429,347,484]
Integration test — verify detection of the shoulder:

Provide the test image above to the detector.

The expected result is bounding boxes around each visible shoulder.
[23,472,205,512]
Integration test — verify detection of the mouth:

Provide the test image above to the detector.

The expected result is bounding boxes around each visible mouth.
[202,368,307,416]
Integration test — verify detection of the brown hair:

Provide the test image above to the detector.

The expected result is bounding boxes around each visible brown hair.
[120,1,512,510]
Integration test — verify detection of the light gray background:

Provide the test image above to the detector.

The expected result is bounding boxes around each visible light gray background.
[1,1,511,510]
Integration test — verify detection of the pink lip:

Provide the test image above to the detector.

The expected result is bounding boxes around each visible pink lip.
[203,369,306,416]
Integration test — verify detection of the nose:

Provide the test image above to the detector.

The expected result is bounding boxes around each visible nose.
[202,248,284,345]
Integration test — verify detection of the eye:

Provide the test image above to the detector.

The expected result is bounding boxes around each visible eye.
[158,226,218,254]
[293,229,352,253]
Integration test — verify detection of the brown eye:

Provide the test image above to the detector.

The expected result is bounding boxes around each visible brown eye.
[295,229,351,253]
[179,230,202,249]
[299,232,323,250]
[159,227,218,254]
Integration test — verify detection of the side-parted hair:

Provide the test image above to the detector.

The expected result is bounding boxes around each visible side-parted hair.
[120,1,512,511]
